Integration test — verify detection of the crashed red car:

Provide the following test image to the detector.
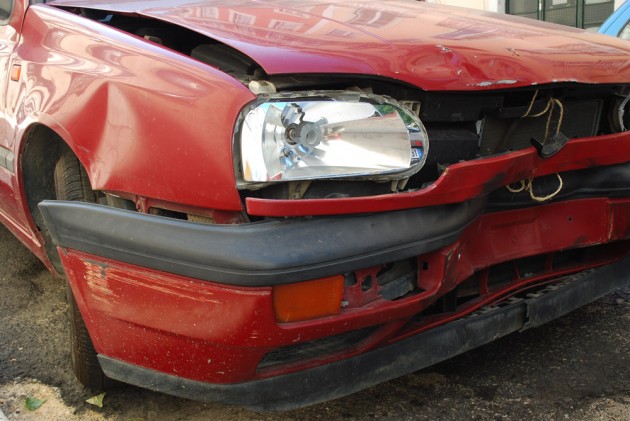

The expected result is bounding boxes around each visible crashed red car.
[1,0,630,411]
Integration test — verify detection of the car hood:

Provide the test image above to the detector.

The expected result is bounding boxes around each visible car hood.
[49,0,630,91]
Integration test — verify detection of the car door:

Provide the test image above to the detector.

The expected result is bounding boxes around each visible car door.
[0,0,27,226]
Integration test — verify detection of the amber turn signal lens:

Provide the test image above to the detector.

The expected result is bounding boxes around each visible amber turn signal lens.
[273,275,344,323]
[10,65,21,82]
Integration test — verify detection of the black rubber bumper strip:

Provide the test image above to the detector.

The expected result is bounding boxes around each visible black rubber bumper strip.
[38,198,485,286]
[97,256,630,411]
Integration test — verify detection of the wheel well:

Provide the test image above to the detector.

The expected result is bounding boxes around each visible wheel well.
[21,125,72,272]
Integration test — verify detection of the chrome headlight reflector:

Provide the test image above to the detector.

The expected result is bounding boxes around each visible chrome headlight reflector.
[238,92,429,183]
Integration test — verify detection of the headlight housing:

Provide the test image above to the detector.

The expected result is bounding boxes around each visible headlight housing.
[237,91,429,184]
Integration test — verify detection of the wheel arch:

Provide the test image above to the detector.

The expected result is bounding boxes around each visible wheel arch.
[19,123,86,272]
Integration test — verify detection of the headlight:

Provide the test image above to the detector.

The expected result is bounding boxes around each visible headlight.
[238,91,429,183]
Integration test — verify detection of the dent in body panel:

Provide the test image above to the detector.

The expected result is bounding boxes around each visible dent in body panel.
[16,5,256,211]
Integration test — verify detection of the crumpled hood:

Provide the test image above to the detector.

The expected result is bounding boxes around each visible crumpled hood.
[49,0,630,90]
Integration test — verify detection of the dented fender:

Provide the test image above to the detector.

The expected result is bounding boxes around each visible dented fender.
[16,4,256,210]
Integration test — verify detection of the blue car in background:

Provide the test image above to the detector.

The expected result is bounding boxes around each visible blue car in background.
[599,1,630,39]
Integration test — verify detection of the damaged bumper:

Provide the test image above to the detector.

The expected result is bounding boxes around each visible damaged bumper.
[38,198,485,286]
[98,258,630,411]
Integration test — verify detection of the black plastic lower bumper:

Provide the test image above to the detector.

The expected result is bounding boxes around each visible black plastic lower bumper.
[97,255,630,411]
[38,198,485,286]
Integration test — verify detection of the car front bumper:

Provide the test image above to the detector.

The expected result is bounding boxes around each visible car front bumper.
[95,258,630,411]
[39,191,630,410]
[38,198,486,286]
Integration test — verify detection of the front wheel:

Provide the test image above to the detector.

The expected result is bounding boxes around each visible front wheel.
[54,149,110,389]
[66,282,110,389]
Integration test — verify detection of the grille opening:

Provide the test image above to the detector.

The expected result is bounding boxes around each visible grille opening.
[515,254,548,279]
[361,275,373,292]
[258,326,379,370]
[418,241,630,320]
[488,261,517,290]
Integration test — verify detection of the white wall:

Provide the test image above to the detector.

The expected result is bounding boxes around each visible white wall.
[424,0,502,12]
[427,0,625,13]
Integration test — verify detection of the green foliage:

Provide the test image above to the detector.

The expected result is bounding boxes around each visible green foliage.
[25,396,46,411]
[86,392,106,408]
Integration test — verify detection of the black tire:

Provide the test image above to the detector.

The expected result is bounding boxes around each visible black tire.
[54,150,110,389]
[66,283,110,389]
[54,150,97,203]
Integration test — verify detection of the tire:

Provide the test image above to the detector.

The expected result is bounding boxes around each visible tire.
[54,150,97,203]
[54,149,110,389]
[66,282,110,389]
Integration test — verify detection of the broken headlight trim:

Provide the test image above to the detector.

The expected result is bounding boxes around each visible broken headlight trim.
[237,91,429,183]
[612,94,630,133]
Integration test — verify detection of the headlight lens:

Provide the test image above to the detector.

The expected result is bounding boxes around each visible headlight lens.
[238,92,429,183]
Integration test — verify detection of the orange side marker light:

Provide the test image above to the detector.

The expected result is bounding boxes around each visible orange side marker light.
[10,65,21,82]
[273,275,344,323]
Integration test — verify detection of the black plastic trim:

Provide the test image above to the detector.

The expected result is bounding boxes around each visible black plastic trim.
[38,198,485,286]
[98,256,630,411]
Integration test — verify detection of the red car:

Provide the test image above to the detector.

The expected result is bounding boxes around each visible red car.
[1,0,630,411]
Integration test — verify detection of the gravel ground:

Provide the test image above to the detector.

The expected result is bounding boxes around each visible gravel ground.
[0,224,629,420]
